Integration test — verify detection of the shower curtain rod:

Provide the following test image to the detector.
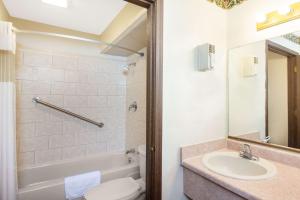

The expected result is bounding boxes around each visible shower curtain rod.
[12,27,144,57]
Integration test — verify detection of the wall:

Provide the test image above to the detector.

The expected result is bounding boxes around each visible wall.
[16,35,127,167]
[126,49,146,149]
[162,0,228,199]
[0,0,8,21]
[268,51,288,146]
[228,41,266,139]
[227,0,300,48]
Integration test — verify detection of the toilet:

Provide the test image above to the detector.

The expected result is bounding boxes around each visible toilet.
[84,144,146,200]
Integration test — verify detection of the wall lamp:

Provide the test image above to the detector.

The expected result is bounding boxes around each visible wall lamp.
[256,2,300,31]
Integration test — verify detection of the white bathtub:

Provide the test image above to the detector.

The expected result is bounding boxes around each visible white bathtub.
[18,153,139,200]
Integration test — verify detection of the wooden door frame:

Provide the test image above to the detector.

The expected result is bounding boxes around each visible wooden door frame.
[266,40,298,147]
[124,0,163,199]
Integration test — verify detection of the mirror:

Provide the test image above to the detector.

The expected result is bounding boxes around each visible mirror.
[228,31,300,150]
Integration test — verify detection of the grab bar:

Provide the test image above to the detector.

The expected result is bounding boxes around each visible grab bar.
[32,97,104,128]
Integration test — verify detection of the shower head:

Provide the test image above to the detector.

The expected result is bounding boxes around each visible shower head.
[122,62,136,76]
[122,67,129,75]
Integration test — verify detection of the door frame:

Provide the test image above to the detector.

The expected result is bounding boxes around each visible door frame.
[124,0,163,199]
[266,40,298,147]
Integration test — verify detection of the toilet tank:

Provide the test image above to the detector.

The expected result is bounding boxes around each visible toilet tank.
[138,145,146,181]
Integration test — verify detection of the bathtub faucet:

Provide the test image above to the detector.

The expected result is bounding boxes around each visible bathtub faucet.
[126,148,136,155]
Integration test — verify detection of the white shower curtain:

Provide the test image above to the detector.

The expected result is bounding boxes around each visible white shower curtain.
[0,82,17,200]
[0,38,17,199]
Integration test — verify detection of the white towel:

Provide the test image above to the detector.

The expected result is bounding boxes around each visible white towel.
[64,171,101,200]
[0,21,16,54]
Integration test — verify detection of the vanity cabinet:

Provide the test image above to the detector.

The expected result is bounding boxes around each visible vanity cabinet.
[183,168,246,200]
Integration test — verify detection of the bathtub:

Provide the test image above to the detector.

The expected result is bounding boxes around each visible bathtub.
[18,153,139,200]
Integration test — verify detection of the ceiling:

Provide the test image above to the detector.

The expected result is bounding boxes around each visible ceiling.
[104,19,147,56]
[3,0,127,35]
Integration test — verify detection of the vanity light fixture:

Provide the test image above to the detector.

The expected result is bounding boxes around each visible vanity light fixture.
[42,0,69,8]
[256,2,300,31]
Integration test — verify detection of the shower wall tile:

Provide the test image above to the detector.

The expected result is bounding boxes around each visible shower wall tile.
[22,80,51,95]
[18,152,35,167]
[63,146,86,159]
[98,85,126,96]
[52,55,78,70]
[16,48,126,167]
[36,68,65,82]
[87,96,107,107]
[16,67,37,81]
[126,49,147,149]
[19,136,49,152]
[76,132,97,145]
[35,149,62,164]
[23,51,52,67]
[51,82,77,95]
[65,70,80,82]
[76,84,98,95]
[17,123,35,138]
[64,96,88,107]
[36,121,63,136]
[87,143,107,155]
[49,134,75,148]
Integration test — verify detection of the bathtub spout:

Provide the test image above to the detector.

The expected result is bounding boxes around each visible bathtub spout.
[125,148,136,155]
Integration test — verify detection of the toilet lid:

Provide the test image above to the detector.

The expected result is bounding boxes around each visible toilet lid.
[84,177,141,200]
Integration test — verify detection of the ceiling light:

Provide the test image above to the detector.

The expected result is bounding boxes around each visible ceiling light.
[256,14,267,23]
[42,0,68,8]
[278,6,292,15]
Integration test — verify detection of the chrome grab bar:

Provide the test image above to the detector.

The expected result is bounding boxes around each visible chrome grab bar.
[32,97,104,128]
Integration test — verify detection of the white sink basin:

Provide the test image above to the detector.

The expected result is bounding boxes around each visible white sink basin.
[202,151,276,180]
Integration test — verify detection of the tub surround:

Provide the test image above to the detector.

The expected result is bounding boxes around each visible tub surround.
[16,48,127,167]
[181,139,300,200]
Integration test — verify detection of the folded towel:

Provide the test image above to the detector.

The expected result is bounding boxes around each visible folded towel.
[65,171,101,200]
[0,21,16,54]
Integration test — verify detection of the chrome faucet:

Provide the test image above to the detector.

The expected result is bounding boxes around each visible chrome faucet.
[239,144,259,161]
[262,136,271,143]
[126,148,136,154]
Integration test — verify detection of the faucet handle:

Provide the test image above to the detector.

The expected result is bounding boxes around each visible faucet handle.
[240,144,251,153]
[244,144,251,153]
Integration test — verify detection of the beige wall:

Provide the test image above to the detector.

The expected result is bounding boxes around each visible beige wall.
[126,48,146,149]
[163,0,228,199]
[11,17,100,41]
[267,51,288,146]
[0,0,8,21]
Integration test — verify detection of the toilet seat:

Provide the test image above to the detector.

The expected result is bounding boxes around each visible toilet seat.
[84,177,141,200]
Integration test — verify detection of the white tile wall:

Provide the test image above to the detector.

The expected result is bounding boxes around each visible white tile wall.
[126,49,147,149]
[16,49,127,167]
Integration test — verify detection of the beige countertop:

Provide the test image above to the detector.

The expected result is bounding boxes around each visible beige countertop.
[182,149,300,200]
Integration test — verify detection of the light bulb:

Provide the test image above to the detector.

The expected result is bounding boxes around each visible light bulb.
[278,6,291,15]
[256,14,267,23]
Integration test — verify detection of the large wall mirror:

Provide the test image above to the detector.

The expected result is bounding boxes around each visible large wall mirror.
[228,31,300,151]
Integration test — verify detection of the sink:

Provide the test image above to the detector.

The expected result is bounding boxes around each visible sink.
[202,151,276,180]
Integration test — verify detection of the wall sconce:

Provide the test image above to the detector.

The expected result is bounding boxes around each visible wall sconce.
[256,2,300,31]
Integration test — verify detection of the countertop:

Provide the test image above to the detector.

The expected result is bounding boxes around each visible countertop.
[182,149,300,200]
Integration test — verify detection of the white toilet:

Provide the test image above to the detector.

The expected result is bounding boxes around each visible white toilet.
[84,145,146,200]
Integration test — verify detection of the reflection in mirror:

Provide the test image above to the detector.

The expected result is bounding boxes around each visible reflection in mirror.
[228,31,300,150]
